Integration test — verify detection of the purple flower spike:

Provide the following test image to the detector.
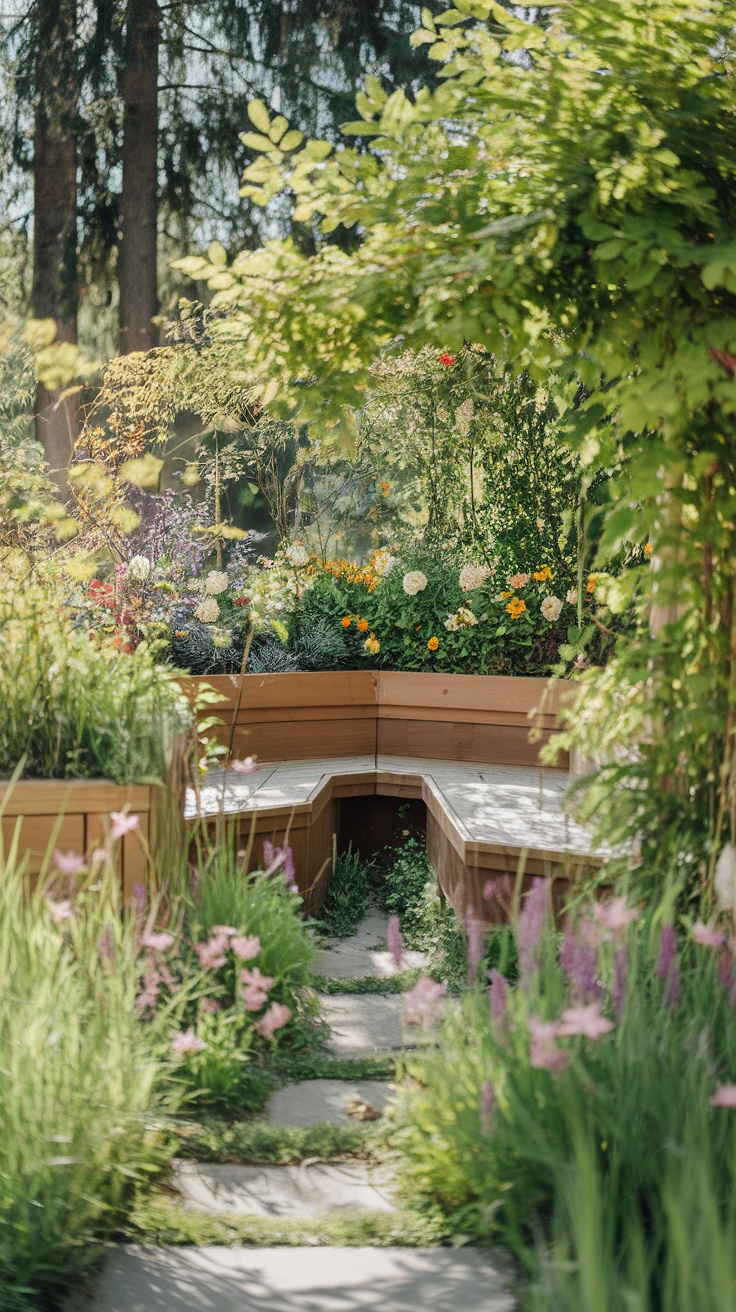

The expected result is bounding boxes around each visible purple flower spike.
[488,968,508,1023]
[387,914,403,968]
[282,844,297,887]
[262,839,275,869]
[613,945,628,1019]
[479,1080,496,1135]
[517,878,550,984]
[560,918,601,1003]
[133,883,146,916]
[465,910,485,985]
[656,923,682,1009]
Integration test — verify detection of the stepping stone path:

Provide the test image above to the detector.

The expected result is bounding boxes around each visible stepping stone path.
[76,908,515,1311]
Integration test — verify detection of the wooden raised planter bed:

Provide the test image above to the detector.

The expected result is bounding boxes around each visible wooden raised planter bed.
[177,670,568,768]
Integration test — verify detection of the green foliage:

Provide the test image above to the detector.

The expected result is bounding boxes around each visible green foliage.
[392,897,736,1309]
[0,570,191,782]
[377,838,434,938]
[313,970,421,995]
[128,1191,447,1248]
[177,1117,375,1165]
[0,853,183,1310]
[317,844,371,938]
[272,1051,398,1084]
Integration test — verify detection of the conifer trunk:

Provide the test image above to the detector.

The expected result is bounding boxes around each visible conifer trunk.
[31,0,78,495]
[118,0,160,354]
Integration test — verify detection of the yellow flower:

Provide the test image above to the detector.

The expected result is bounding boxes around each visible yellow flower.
[341,616,352,628]
[500,590,514,599]
[364,634,380,654]
[427,636,439,651]
[357,617,369,632]
[533,566,552,582]
[506,598,527,618]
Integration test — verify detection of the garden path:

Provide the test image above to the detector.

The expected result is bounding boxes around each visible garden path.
[75,909,515,1311]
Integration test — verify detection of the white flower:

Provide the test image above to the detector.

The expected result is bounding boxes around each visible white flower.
[445,613,462,631]
[457,606,478,626]
[195,597,220,623]
[204,570,229,595]
[541,595,563,622]
[127,555,151,582]
[374,551,399,577]
[566,588,578,605]
[284,543,309,566]
[459,563,491,592]
[402,570,428,596]
[715,843,736,916]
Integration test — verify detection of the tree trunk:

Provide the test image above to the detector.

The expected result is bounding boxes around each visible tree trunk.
[118,0,160,354]
[31,0,78,496]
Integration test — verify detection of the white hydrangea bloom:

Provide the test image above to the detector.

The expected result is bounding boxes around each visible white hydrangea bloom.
[204,571,229,595]
[541,595,563,622]
[402,570,428,596]
[445,613,462,631]
[459,563,491,592]
[127,555,151,582]
[566,588,578,605]
[374,551,400,577]
[457,606,478,626]
[195,597,220,623]
[284,543,309,566]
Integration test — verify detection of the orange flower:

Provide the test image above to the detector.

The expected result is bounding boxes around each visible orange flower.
[341,616,352,628]
[533,566,552,582]
[506,598,527,618]
[364,633,380,654]
[427,636,439,651]
[586,573,598,594]
[357,617,369,632]
[380,481,391,494]
[643,543,653,555]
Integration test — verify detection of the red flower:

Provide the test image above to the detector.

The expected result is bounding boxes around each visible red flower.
[438,352,454,366]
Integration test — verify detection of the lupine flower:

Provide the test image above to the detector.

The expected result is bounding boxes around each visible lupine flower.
[387,915,403,968]
[483,880,497,902]
[479,1080,496,1134]
[255,1002,292,1038]
[231,757,258,774]
[558,1002,614,1041]
[171,1028,207,1057]
[656,923,682,1007]
[560,921,600,1002]
[47,899,74,924]
[613,946,629,1019]
[404,977,447,1026]
[488,969,508,1023]
[110,811,140,840]
[53,850,85,876]
[195,934,229,970]
[141,931,175,953]
[593,897,641,940]
[465,911,485,984]
[692,921,726,950]
[517,879,550,983]
[262,841,296,885]
[231,935,261,961]
[282,845,297,886]
[715,843,736,917]
[710,1083,736,1108]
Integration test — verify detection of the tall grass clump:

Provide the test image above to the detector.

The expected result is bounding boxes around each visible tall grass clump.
[393,883,736,1311]
[0,847,182,1311]
[0,572,191,781]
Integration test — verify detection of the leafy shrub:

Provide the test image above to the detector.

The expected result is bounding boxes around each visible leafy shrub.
[377,838,433,939]
[0,851,182,1310]
[393,885,736,1310]
[317,844,370,938]
[0,572,191,781]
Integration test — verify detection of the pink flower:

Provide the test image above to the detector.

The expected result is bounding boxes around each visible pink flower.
[508,573,530,589]
[517,878,550,984]
[171,1028,207,1057]
[141,931,175,953]
[488,968,508,1023]
[387,914,403,968]
[195,934,229,970]
[404,976,447,1026]
[136,989,159,1013]
[465,909,486,984]
[47,899,73,924]
[592,897,641,939]
[254,1002,292,1038]
[231,757,258,774]
[530,1042,569,1072]
[242,986,270,1010]
[527,1014,561,1045]
[110,811,140,840]
[262,841,297,886]
[558,1002,614,1041]
[231,935,261,961]
[560,919,600,1002]
[692,921,726,950]
[240,966,274,992]
[53,849,85,876]
[710,1083,736,1108]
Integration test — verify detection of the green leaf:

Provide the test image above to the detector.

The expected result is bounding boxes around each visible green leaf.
[241,132,277,154]
[269,115,289,144]
[207,241,227,266]
[119,454,164,489]
[247,99,271,133]
[279,129,304,152]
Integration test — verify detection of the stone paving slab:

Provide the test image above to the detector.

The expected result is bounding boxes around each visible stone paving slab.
[74,1245,516,1311]
[172,1161,395,1218]
[267,1078,394,1127]
[320,995,415,1057]
[314,909,428,980]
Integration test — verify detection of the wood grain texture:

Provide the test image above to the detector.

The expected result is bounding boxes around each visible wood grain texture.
[376,718,563,767]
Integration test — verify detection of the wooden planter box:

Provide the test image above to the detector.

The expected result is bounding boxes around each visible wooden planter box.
[178,670,568,768]
[0,776,183,901]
